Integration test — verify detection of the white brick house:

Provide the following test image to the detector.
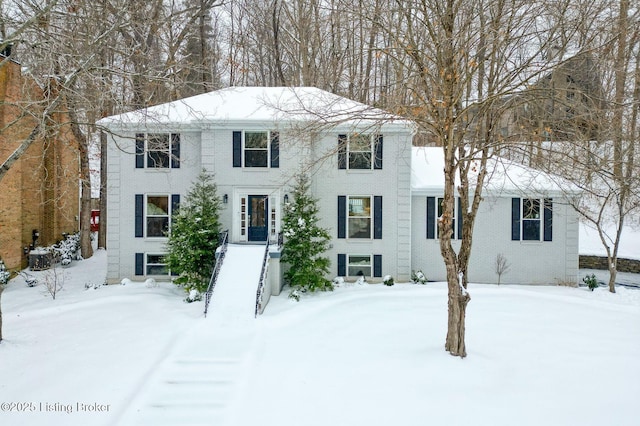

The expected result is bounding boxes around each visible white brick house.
[99,87,579,286]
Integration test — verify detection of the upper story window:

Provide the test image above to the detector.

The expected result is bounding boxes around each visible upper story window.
[135,133,180,169]
[512,198,553,242]
[338,134,383,170]
[233,130,280,168]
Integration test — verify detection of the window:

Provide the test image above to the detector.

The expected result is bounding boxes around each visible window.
[136,133,180,169]
[436,197,456,239]
[147,196,169,237]
[244,131,268,167]
[348,196,372,238]
[348,255,372,278]
[338,134,382,170]
[522,198,541,241]
[337,253,382,278]
[511,198,552,242]
[135,194,179,238]
[338,195,382,239]
[426,196,462,240]
[146,254,169,276]
[147,134,170,167]
[349,134,372,169]
[233,130,279,168]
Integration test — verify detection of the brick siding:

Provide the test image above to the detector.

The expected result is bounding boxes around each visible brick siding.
[0,57,80,270]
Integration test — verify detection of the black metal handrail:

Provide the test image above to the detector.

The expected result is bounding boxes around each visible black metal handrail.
[254,238,271,318]
[204,229,229,317]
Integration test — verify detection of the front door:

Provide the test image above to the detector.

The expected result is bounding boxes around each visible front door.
[248,195,268,241]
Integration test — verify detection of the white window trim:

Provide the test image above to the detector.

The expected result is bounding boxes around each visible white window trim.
[347,195,373,239]
[521,198,543,242]
[146,194,171,239]
[347,254,373,278]
[346,134,374,170]
[145,133,173,169]
[435,196,458,240]
[242,130,272,168]
[145,253,170,276]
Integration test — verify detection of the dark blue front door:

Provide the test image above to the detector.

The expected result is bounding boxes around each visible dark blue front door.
[248,195,268,241]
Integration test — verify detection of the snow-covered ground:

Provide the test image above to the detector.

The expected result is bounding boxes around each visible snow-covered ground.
[1,245,639,426]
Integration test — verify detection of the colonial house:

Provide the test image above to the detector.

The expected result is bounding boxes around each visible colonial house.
[99,86,580,288]
[0,52,80,270]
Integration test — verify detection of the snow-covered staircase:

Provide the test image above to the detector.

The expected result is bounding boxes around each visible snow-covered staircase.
[116,245,266,426]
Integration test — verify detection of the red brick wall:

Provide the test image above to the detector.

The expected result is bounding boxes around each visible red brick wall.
[0,58,80,270]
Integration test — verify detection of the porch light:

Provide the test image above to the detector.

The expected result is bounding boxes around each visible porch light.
[223,194,228,204]
[284,194,289,204]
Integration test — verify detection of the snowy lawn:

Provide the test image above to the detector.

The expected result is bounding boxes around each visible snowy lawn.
[1,249,639,426]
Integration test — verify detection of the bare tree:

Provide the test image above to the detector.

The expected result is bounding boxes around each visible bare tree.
[368,0,590,357]
[494,253,510,285]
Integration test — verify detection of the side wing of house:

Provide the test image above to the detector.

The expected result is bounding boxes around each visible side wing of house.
[411,194,579,285]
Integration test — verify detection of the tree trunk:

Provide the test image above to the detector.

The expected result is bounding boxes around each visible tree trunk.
[445,267,470,357]
[0,285,4,343]
[98,132,107,249]
[67,105,94,260]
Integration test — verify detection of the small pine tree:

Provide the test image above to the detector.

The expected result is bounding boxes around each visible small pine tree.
[165,171,222,294]
[281,173,332,295]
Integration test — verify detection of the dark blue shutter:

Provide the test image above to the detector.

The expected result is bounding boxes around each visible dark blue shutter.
[171,134,180,168]
[338,254,346,276]
[135,253,144,276]
[544,198,553,241]
[171,194,180,215]
[457,197,463,240]
[135,194,144,237]
[338,134,347,169]
[337,196,346,238]
[374,196,382,239]
[373,255,382,278]
[374,135,383,169]
[233,131,242,167]
[512,198,521,241]
[426,197,435,239]
[135,133,144,168]
[270,131,279,168]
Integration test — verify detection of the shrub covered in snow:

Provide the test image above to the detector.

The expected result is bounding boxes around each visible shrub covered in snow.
[383,275,394,286]
[288,289,301,302]
[583,273,599,291]
[411,270,428,285]
[185,288,203,303]
[48,233,82,266]
[0,259,10,286]
[332,276,345,287]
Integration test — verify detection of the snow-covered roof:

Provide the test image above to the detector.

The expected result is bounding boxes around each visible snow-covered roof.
[98,86,414,132]
[411,147,581,196]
